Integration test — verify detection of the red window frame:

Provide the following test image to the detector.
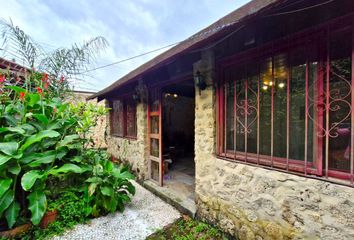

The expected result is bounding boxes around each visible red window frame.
[216,15,354,185]
[110,97,137,139]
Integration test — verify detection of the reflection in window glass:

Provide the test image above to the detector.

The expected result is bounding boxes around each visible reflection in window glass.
[259,58,272,156]
[273,54,288,158]
[150,116,159,134]
[247,68,258,154]
[226,79,235,151]
[150,138,159,158]
[235,68,246,152]
[151,160,160,182]
[328,30,352,172]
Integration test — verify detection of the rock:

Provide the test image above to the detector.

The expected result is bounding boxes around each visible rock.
[264,222,284,240]
[239,225,256,240]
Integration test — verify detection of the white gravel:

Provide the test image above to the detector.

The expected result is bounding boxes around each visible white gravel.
[53,181,181,240]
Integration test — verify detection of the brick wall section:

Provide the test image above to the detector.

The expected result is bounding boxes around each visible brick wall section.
[193,51,354,239]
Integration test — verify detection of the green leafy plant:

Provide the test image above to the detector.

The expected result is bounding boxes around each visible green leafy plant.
[20,191,90,240]
[0,83,91,228]
[82,149,135,217]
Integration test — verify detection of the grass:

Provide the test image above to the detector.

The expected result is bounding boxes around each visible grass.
[146,216,230,240]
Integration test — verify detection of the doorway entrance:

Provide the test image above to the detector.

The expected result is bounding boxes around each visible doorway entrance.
[147,77,196,208]
[161,79,195,201]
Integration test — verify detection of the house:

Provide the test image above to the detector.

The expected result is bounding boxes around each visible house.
[0,57,28,85]
[89,0,354,239]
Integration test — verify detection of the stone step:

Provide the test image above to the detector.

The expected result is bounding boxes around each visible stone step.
[142,180,196,218]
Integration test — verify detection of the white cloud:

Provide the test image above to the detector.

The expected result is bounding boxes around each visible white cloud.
[0,0,251,91]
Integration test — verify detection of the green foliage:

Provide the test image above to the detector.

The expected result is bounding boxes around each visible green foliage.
[0,83,91,228]
[20,191,90,240]
[0,77,111,230]
[147,216,230,240]
[81,149,136,217]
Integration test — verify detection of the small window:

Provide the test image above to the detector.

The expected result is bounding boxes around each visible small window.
[110,98,137,138]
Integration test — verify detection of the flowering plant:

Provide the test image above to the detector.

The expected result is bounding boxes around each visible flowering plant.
[0,71,106,228]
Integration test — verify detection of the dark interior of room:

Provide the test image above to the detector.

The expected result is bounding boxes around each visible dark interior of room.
[161,79,195,177]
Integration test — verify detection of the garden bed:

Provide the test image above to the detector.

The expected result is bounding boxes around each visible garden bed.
[146,216,231,240]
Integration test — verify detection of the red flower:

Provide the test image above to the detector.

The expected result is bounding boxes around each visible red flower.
[44,82,49,89]
[19,92,26,101]
[0,74,5,83]
[60,75,65,83]
[37,87,44,96]
[42,73,48,82]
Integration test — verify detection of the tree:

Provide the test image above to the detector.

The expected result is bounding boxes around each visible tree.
[0,18,108,89]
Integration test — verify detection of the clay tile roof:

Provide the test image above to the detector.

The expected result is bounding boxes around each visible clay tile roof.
[89,0,281,100]
[0,57,29,74]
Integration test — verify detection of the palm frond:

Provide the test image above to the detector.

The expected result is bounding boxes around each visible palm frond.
[0,18,44,67]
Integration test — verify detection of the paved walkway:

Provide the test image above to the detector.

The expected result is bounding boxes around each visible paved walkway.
[53,181,181,240]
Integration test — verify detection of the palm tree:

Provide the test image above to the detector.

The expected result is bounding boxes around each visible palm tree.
[0,19,108,87]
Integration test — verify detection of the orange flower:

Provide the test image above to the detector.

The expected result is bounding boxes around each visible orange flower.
[19,92,26,101]
[37,87,44,96]
[0,74,5,83]
[44,82,49,89]
[42,73,48,82]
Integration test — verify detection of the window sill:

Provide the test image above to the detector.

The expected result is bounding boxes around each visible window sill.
[216,154,354,188]
[110,134,137,141]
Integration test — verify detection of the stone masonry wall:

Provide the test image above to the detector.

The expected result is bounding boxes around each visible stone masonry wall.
[194,50,354,239]
[106,101,149,181]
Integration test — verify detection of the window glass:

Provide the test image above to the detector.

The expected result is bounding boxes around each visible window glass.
[226,78,235,151]
[247,67,258,154]
[273,54,288,158]
[259,57,272,156]
[328,30,352,172]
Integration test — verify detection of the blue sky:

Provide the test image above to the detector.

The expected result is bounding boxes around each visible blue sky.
[1,0,250,92]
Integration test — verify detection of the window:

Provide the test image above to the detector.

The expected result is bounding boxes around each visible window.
[110,98,137,138]
[218,23,354,183]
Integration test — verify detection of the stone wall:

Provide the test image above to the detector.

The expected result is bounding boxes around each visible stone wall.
[193,50,354,239]
[106,101,149,181]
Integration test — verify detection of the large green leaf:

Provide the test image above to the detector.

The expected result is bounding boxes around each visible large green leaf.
[33,114,49,125]
[20,130,60,151]
[21,170,43,191]
[0,189,14,216]
[49,163,84,175]
[100,186,114,197]
[4,86,26,93]
[27,190,46,225]
[112,168,135,180]
[0,179,12,199]
[5,201,20,228]
[28,93,40,107]
[88,183,98,196]
[0,154,12,166]
[0,127,25,135]
[19,153,38,164]
[26,151,57,167]
[8,162,21,175]
[56,134,80,148]
[0,142,19,156]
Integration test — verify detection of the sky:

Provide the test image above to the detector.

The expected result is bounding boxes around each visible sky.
[1,0,251,92]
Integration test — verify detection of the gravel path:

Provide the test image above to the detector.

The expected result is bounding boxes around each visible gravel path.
[53,181,181,240]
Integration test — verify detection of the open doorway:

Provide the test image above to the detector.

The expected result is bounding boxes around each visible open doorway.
[161,78,195,202]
